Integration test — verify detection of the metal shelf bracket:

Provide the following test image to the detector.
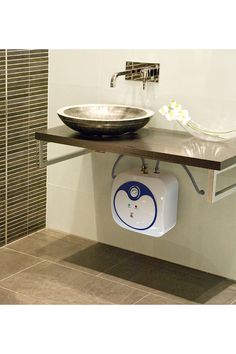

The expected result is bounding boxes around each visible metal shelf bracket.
[207,163,236,203]
[38,140,91,168]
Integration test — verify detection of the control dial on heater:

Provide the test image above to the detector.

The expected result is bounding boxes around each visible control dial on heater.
[129,186,140,198]
[113,181,157,231]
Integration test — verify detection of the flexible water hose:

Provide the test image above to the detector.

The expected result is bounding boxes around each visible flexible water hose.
[111,155,147,179]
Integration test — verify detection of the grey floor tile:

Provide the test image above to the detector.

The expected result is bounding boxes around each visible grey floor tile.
[98,254,234,304]
[7,231,133,275]
[39,229,84,244]
[195,284,236,304]
[7,230,94,262]
[121,289,150,304]
[59,243,134,275]
[0,261,147,305]
[3,229,236,305]
[0,286,44,305]
[135,294,185,305]
[0,248,42,281]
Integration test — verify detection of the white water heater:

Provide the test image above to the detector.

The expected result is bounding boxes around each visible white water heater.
[111,167,178,237]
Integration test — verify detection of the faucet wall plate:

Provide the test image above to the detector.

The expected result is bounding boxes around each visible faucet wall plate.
[125,61,160,83]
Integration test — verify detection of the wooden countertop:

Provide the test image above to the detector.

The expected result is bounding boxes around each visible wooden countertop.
[35,125,236,170]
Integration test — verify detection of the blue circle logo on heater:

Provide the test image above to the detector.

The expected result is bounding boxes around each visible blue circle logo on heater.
[113,181,158,230]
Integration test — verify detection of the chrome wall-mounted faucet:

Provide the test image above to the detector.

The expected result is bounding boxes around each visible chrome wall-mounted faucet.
[110,61,160,90]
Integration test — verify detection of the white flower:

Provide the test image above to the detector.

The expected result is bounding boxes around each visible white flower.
[159,105,169,115]
[159,100,191,124]
[169,100,182,112]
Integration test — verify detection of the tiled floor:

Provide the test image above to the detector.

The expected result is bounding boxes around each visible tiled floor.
[0,228,236,304]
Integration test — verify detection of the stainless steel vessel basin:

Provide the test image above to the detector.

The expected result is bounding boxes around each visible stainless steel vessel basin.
[57,104,154,136]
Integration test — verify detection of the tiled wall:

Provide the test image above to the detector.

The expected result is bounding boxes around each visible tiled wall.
[0,49,48,246]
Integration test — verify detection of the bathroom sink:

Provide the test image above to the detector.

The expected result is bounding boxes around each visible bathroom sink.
[57,104,154,136]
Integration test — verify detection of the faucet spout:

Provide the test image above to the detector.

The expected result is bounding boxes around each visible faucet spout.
[110,70,130,88]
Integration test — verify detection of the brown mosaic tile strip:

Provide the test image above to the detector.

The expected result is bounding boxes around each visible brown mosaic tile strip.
[7,178,28,188]
[28,209,46,219]
[7,87,29,94]
[0,49,48,245]
[28,211,46,222]
[7,202,28,215]
[7,149,28,160]
[7,138,28,148]
[7,199,28,211]
[7,175,28,186]
[0,174,5,186]
[7,187,28,201]
[0,50,6,244]
[27,50,48,243]
[7,104,29,112]
[7,96,30,104]
[6,164,28,177]
[29,108,48,115]
[7,113,28,121]
[28,206,47,216]
[7,57,47,65]
[7,150,28,160]
[8,94,48,103]
[6,227,28,241]
[7,192,28,203]
[0,140,5,149]
[28,203,47,214]
[2,49,48,244]
[28,222,46,234]
[8,73,48,82]
[7,212,28,224]
[7,83,29,91]
[28,216,46,225]
[28,190,46,201]
[28,199,46,210]
[7,219,28,231]
[28,223,45,234]
[28,193,47,207]
[7,132,29,142]
[29,78,48,87]
[7,228,28,242]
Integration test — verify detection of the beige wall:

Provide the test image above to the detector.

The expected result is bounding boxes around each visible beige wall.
[47,50,236,280]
